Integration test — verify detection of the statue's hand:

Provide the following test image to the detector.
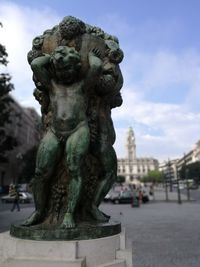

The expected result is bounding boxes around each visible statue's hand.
[91,47,102,58]
[88,49,103,79]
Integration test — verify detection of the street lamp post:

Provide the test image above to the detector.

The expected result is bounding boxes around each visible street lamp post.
[165,180,169,202]
[164,172,169,202]
[186,168,190,201]
[167,159,173,192]
[183,154,190,201]
[176,169,182,204]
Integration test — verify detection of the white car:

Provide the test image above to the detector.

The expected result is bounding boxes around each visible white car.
[1,192,33,203]
[173,183,185,190]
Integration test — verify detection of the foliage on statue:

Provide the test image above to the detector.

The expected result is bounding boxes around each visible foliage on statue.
[23,16,123,230]
[0,23,18,163]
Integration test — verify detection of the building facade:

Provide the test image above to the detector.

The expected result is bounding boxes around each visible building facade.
[159,140,200,181]
[159,159,179,182]
[117,127,159,184]
[0,96,41,189]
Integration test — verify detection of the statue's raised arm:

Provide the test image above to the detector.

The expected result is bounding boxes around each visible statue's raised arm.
[31,54,51,88]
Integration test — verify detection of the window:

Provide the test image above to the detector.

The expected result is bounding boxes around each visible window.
[130,176,134,181]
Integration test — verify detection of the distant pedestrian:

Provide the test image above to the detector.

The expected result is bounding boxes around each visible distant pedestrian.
[131,185,139,207]
[10,185,20,212]
[138,190,143,206]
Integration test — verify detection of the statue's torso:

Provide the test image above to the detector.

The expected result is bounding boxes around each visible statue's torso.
[50,79,87,135]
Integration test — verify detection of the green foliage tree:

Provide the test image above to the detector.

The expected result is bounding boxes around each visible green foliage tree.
[180,162,200,184]
[116,175,126,184]
[18,146,38,183]
[0,23,17,162]
[141,170,164,184]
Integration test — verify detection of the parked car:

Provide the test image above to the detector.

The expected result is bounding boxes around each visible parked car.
[173,183,185,190]
[111,190,132,204]
[110,189,149,204]
[104,190,121,202]
[1,192,33,203]
[142,191,149,203]
[188,184,199,190]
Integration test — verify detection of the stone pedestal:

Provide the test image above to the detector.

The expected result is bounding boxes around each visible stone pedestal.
[10,221,121,241]
[0,229,132,267]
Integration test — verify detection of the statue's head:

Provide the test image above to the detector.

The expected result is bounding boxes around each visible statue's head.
[105,40,124,64]
[87,26,105,38]
[51,46,81,83]
[59,16,86,40]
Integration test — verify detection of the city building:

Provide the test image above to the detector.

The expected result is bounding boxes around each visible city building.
[191,140,200,162]
[0,96,41,189]
[159,159,179,181]
[159,139,200,181]
[117,127,159,184]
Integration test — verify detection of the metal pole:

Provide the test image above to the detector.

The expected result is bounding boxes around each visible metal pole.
[177,173,182,204]
[168,159,173,192]
[186,168,190,201]
[183,153,190,201]
[165,180,169,202]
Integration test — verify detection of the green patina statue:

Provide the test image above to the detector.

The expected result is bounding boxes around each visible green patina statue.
[11,16,124,240]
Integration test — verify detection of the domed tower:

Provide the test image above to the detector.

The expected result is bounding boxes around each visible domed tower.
[126,127,136,161]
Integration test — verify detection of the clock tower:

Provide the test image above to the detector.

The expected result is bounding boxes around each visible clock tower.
[127,127,136,161]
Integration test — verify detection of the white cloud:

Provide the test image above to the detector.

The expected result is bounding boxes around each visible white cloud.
[113,49,200,161]
[0,1,60,113]
[1,2,200,162]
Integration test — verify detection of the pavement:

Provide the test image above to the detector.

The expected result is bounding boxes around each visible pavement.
[102,201,200,267]
[1,192,200,267]
[152,187,193,202]
[0,205,34,233]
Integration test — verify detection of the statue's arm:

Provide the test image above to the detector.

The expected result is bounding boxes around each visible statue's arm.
[110,67,123,108]
[86,50,102,84]
[115,67,123,92]
[31,54,51,88]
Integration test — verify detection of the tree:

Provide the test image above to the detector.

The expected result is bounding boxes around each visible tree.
[116,175,126,184]
[180,162,200,184]
[18,146,38,184]
[0,24,17,162]
[141,170,164,184]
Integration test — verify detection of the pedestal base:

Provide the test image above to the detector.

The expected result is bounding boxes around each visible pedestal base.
[10,220,121,241]
[0,229,132,267]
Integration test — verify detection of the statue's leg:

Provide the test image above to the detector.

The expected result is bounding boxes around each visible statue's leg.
[61,125,90,228]
[22,130,61,226]
[96,144,117,205]
[91,142,117,222]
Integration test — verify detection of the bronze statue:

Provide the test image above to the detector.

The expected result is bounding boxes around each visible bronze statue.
[20,16,123,236]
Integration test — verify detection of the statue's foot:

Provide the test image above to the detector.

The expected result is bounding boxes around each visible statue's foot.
[21,211,42,226]
[60,213,76,229]
[91,205,109,222]
[101,211,111,220]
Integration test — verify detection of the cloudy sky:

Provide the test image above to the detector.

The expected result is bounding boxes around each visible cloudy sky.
[1,0,200,161]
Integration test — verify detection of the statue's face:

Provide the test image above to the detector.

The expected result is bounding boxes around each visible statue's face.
[52,47,70,69]
[51,47,81,83]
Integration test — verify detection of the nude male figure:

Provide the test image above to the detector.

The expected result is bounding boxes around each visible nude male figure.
[23,46,102,228]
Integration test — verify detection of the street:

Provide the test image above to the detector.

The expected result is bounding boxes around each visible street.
[102,201,200,267]
[0,202,34,233]
[182,188,200,201]
[1,198,200,267]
